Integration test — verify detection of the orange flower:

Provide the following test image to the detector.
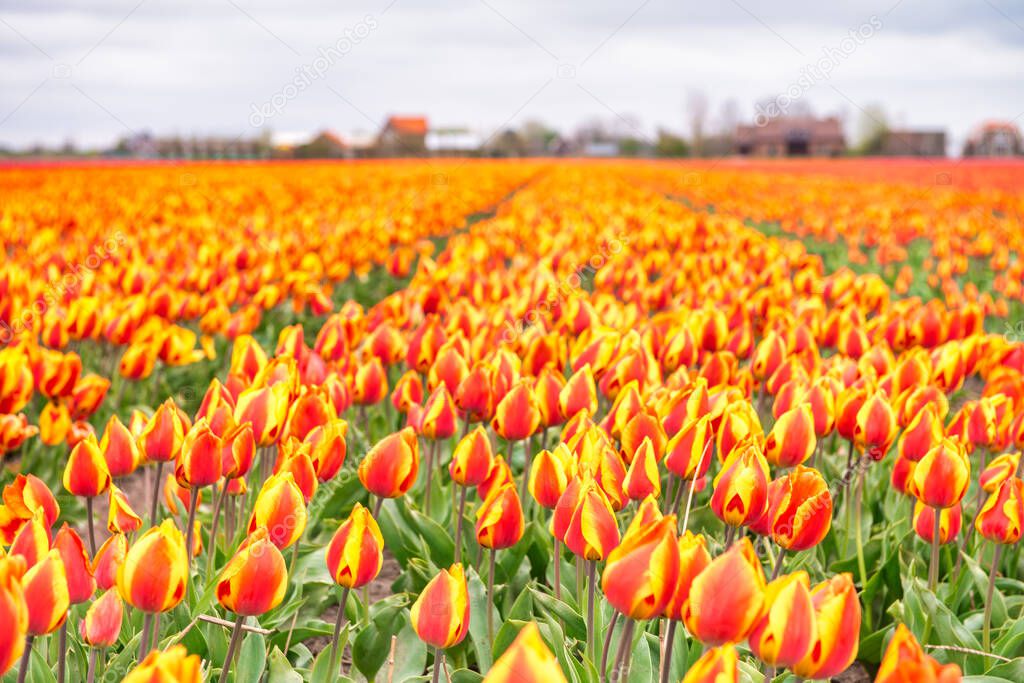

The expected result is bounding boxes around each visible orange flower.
[897,404,944,463]
[664,414,714,480]
[0,413,37,456]
[914,501,961,545]
[764,403,816,467]
[980,453,1019,494]
[248,472,308,549]
[456,364,494,423]
[449,426,493,487]
[352,357,389,406]
[22,549,70,635]
[792,574,861,679]
[221,422,257,479]
[2,473,59,537]
[710,441,770,528]
[475,484,525,550]
[138,399,186,463]
[234,384,289,446]
[910,438,971,509]
[623,437,661,501]
[9,510,49,570]
[325,503,384,589]
[91,533,127,591]
[123,645,202,683]
[680,644,738,683]
[283,390,335,442]
[358,428,420,499]
[68,374,109,421]
[528,444,574,509]
[482,622,568,683]
[854,390,898,460]
[559,364,598,419]
[601,515,679,619]
[38,401,71,446]
[79,589,123,648]
[304,419,347,482]
[683,537,765,645]
[410,563,470,650]
[561,478,620,561]
[62,435,111,498]
[875,624,962,683]
[492,380,541,441]
[391,369,424,414]
[275,441,318,503]
[663,531,711,621]
[770,465,832,552]
[99,415,141,478]
[175,419,223,488]
[0,557,28,676]
[107,484,143,534]
[53,523,95,604]
[748,571,816,668]
[116,519,188,613]
[217,527,288,616]
[976,477,1024,544]
[421,385,458,440]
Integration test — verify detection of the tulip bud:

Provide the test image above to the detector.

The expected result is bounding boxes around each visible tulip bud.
[482,621,568,683]
[391,370,424,414]
[99,415,141,478]
[560,364,598,419]
[680,644,738,683]
[854,391,898,460]
[529,444,574,509]
[476,484,525,550]
[448,426,493,487]
[217,527,288,615]
[914,501,961,545]
[875,623,962,683]
[764,403,816,467]
[792,574,861,679]
[79,589,123,648]
[23,549,70,635]
[748,571,816,668]
[326,503,384,589]
[623,437,661,501]
[897,404,944,463]
[358,428,420,499]
[39,401,71,446]
[305,419,347,482]
[601,515,679,620]
[107,484,143,534]
[0,413,38,456]
[9,510,49,570]
[684,537,765,645]
[492,381,541,441]
[235,384,289,446]
[479,454,514,502]
[138,399,186,463]
[53,523,95,604]
[275,441,318,503]
[710,442,770,529]
[410,563,470,650]
[665,415,714,480]
[561,479,620,561]
[910,438,971,509]
[663,531,711,621]
[352,357,389,406]
[117,519,188,613]
[771,466,832,552]
[421,385,459,440]
[0,557,28,675]
[980,453,1019,494]
[63,435,112,499]
[2,474,59,535]
[91,533,126,591]
[123,645,202,683]
[456,364,494,423]
[283,391,335,442]
[176,419,224,488]
[976,477,1024,544]
[221,422,257,480]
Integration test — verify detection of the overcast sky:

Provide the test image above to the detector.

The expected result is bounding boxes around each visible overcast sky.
[2,0,1023,154]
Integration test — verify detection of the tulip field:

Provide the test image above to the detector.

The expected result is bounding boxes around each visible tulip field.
[3,158,1024,683]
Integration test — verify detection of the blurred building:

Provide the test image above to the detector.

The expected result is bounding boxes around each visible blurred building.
[376,115,428,156]
[880,129,947,157]
[426,128,483,156]
[734,116,845,157]
[962,121,1023,157]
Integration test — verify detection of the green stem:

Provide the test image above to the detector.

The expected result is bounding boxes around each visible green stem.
[660,620,678,683]
[430,647,443,683]
[984,544,1004,654]
[928,506,941,592]
[600,611,620,682]
[17,636,33,683]
[328,587,352,677]
[453,485,467,563]
[487,548,497,644]
[586,560,597,664]
[219,614,246,683]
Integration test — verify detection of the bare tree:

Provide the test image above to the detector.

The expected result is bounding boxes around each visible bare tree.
[687,90,709,157]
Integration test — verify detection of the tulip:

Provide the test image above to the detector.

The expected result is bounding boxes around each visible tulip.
[235,384,289,446]
[748,571,816,669]
[664,414,714,481]
[492,380,541,441]
[283,390,335,442]
[792,574,861,680]
[103,484,142,535]
[680,644,738,683]
[897,404,944,463]
[91,533,126,591]
[1,474,59,543]
[123,645,201,683]
[911,438,970,510]
[53,524,95,605]
[482,622,568,683]
[771,465,832,553]
[854,390,898,460]
[476,484,525,551]
[79,589,123,648]
[529,444,575,510]
[217,527,288,614]
[764,403,816,468]
[0,414,37,457]
[914,502,961,545]
[0,556,28,677]
[359,427,420,499]
[602,515,679,620]
[325,503,384,675]
[456,364,494,423]
[683,537,765,645]
[976,477,1024,545]
[62,435,111,553]
[710,441,770,532]
[560,364,598,419]
[561,479,620,561]
[117,519,188,614]
[875,623,962,683]
[352,357,389,406]
[275,442,318,503]
[980,452,1019,494]
[248,472,307,549]
[39,401,71,446]
[411,564,470,682]
[620,411,667,464]
[391,369,424,414]
[99,415,141,479]
[305,419,347,482]
[23,549,69,636]
[660,530,711,681]
[623,437,661,501]
[9,510,49,570]
[449,426,493,487]
[479,454,514,502]
[421,385,458,440]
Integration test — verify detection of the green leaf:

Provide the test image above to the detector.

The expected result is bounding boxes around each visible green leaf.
[310,645,336,683]
[29,647,56,683]
[467,566,498,670]
[492,589,534,659]
[235,631,267,683]
[449,670,484,683]
[530,587,587,642]
[391,623,429,682]
[267,647,304,683]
